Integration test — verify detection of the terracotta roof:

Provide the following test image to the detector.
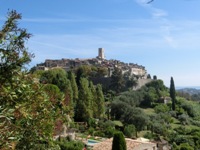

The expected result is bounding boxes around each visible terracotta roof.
[92,138,156,150]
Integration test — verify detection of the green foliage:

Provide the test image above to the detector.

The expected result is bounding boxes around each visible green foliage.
[95,84,105,118]
[68,71,78,101]
[75,77,93,121]
[56,140,84,150]
[149,113,172,136]
[40,68,68,92]
[114,90,144,107]
[143,132,155,140]
[111,100,149,132]
[63,80,74,116]
[89,81,97,117]
[110,67,125,93]
[75,65,91,86]
[43,84,63,106]
[112,132,127,150]
[0,11,32,84]
[154,104,170,113]
[140,80,168,107]
[0,10,68,149]
[178,143,194,150]
[153,75,157,80]
[104,126,116,138]
[97,67,108,77]
[147,74,151,79]
[124,125,136,138]
[170,77,176,110]
[178,114,190,125]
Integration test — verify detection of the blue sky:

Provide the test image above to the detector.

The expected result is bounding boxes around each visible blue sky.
[1,0,200,87]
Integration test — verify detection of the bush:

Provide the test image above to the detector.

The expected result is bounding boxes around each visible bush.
[124,125,136,138]
[94,131,105,137]
[178,143,194,150]
[88,127,95,135]
[143,132,154,140]
[56,140,84,150]
[154,104,169,113]
[104,126,116,138]
[112,132,127,150]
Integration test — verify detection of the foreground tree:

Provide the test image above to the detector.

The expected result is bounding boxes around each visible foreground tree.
[112,132,127,150]
[0,10,60,149]
[170,77,176,111]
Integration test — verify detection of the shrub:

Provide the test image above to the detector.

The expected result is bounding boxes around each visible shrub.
[56,140,84,150]
[112,132,127,150]
[124,125,136,138]
[104,126,116,138]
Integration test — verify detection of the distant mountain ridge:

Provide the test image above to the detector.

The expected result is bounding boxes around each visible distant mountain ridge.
[177,88,200,95]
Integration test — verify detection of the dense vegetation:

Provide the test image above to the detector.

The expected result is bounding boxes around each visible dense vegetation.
[1,10,200,150]
[112,132,126,150]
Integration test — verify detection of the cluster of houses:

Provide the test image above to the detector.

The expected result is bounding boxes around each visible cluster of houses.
[36,48,147,79]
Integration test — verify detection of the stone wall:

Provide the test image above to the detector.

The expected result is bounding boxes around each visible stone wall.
[133,79,153,90]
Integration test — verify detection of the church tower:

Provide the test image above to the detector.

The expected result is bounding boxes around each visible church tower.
[98,48,105,59]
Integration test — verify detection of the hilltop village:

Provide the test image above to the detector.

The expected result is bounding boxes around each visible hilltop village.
[36,48,148,79]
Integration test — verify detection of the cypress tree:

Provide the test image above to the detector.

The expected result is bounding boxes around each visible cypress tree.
[170,77,176,111]
[89,81,96,118]
[96,84,105,118]
[112,132,127,150]
[68,71,78,104]
[75,78,92,121]
[64,79,74,116]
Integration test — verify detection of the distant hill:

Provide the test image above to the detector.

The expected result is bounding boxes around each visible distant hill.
[177,88,200,95]
[177,88,200,101]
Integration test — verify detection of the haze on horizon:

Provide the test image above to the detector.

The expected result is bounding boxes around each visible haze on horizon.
[0,0,200,87]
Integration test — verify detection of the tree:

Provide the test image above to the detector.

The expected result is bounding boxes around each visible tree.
[89,81,97,117]
[0,11,31,84]
[112,132,127,150]
[43,84,62,107]
[76,65,91,87]
[170,77,176,111]
[147,74,151,79]
[0,10,60,149]
[110,67,125,93]
[96,84,105,118]
[40,68,68,92]
[124,125,136,138]
[68,71,78,103]
[74,78,93,121]
[63,79,74,116]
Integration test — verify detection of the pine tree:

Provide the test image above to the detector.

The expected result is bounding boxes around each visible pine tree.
[170,77,176,111]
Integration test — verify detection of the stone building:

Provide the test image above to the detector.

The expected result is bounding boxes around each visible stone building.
[36,48,148,79]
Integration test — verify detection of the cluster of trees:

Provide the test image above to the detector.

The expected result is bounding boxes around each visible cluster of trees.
[0,10,105,149]
[38,67,105,122]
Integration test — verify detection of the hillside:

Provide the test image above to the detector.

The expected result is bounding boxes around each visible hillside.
[177,88,200,101]
[177,88,200,95]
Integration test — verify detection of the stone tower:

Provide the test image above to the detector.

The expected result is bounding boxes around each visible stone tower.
[98,48,105,59]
